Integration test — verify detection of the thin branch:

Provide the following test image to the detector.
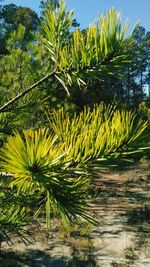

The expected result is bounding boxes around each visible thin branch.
[0,50,127,113]
[0,71,55,113]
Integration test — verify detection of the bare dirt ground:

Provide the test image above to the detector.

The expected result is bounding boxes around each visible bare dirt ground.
[0,162,150,267]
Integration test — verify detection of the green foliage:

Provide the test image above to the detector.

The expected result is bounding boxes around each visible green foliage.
[0,178,31,245]
[138,101,150,125]
[0,112,15,147]
[41,0,74,56]
[0,24,37,101]
[0,205,30,246]
[0,3,39,36]
[0,24,50,125]
[0,128,93,230]
[41,1,138,92]
[0,0,149,245]
[0,104,148,234]
[49,103,148,164]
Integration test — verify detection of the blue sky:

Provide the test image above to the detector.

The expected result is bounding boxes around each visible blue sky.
[3,0,150,31]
